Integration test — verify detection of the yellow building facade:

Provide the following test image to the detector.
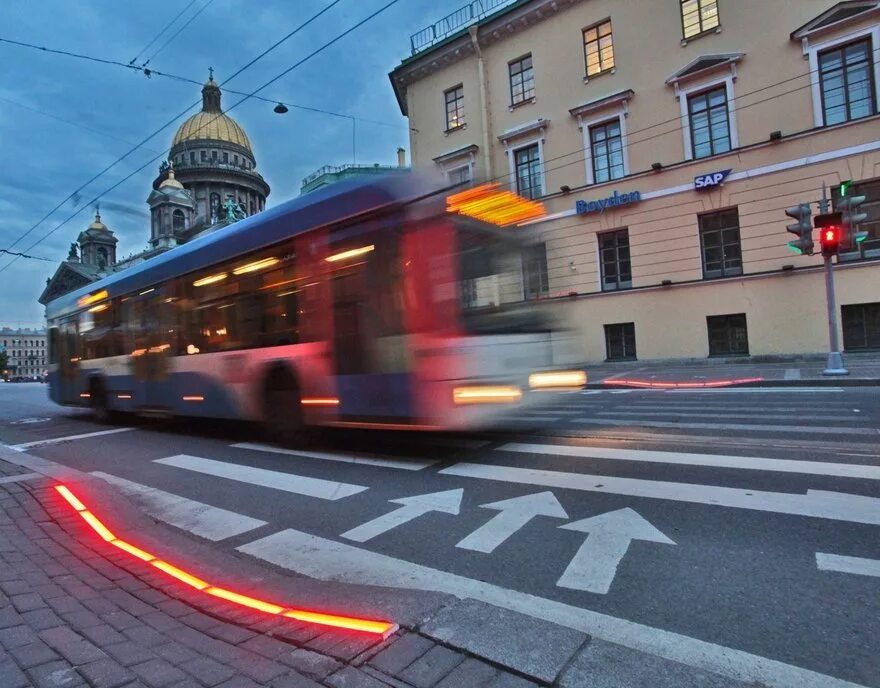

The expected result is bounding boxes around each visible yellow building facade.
[391,0,880,361]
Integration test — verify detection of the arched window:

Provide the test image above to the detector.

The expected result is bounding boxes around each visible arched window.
[97,247,108,266]
[250,199,255,215]
[172,209,186,232]
[210,193,221,223]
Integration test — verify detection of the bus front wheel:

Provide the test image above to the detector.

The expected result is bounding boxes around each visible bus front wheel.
[262,370,305,445]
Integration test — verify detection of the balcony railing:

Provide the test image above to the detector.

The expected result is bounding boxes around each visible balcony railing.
[409,0,515,55]
[301,163,401,188]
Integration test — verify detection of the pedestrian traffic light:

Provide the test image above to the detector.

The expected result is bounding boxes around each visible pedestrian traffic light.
[785,203,813,255]
[815,211,843,257]
[838,194,868,251]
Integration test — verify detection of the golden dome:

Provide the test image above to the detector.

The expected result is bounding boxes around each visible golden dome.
[88,212,109,232]
[171,75,253,153]
[159,168,184,189]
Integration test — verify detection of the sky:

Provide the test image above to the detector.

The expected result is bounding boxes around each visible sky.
[0,0,449,327]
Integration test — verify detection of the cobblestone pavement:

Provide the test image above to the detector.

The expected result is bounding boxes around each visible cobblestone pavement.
[0,465,540,688]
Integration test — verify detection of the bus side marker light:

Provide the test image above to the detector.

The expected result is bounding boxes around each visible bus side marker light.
[52,485,398,638]
[78,290,109,307]
[301,398,340,406]
[453,386,523,405]
[79,393,91,399]
[182,396,205,402]
[233,257,279,275]
[528,371,587,390]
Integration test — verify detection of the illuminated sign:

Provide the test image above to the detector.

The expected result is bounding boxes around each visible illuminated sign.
[447,183,546,226]
[694,169,732,190]
[575,190,641,215]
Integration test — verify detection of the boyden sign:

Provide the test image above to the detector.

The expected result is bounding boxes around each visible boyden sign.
[575,190,641,215]
[694,169,732,190]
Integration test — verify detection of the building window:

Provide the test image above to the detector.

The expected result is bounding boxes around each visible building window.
[172,209,186,232]
[200,151,207,162]
[604,322,636,361]
[842,302,880,351]
[514,144,542,199]
[681,0,719,39]
[234,155,239,165]
[707,313,748,356]
[509,55,535,105]
[834,178,880,261]
[819,39,875,126]
[522,243,549,300]
[222,152,229,163]
[445,85,465,130]
[590,119,625,183]
[688,85,731,158]
[447,165,472,186]
[699,208,742,278]
[599,229,631,291]
[583,20,614,77]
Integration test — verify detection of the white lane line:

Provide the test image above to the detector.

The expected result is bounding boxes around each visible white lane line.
[0,472,41,484]
[663,389,842,395]
[592,411,867,422]
[836,452,880,458]
[816,553,880,578]
[784,369,802,380]
[569,418,878,435]
[501,443,880,480]
[439,463,880,525]
[154,455,367,501]
[238,529,865,688]
[91,471,267,541]
[11,427,136,450]
[502,416,555,423]
[231,443,436,471]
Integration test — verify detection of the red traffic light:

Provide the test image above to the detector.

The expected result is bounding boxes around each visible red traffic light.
[819,225,841,256]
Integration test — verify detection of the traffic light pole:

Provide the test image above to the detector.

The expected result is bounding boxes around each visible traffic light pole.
[819,187,848,376]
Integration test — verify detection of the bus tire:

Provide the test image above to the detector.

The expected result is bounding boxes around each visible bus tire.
[89,378,115,424]
[262,368,305,445]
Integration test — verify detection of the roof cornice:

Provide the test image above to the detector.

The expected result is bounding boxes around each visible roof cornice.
[389,0,585,115]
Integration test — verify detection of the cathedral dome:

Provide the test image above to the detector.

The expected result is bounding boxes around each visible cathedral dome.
[172,75,252,153]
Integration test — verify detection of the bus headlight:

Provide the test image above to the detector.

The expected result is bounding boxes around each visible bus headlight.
[528,370,587,390]
[453,385,523,405]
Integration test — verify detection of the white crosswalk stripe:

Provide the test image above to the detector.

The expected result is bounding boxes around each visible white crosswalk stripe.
[91,471,267,540]
[569,418,878,435]
[230,443,436,471]
[592,411,868,422]
[153,454,368,500]
[500,443,880,479]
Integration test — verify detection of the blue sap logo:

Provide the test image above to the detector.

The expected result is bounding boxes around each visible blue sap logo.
[694,169,732,190]
[575,190,641,215]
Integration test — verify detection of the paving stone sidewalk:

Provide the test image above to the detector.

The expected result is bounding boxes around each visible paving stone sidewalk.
[0,470,541,688]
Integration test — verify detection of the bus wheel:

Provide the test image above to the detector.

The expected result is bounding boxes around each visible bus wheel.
[262,371,305,445]
[89,378,114,424]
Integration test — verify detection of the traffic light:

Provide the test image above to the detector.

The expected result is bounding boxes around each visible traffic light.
[838,194,868,251]
[815,211,843,257]
[785,203,813,255]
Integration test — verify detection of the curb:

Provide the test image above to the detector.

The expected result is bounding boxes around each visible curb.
[590,377,880,389]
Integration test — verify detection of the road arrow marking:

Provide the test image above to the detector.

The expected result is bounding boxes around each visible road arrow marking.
[816,552,880,578]
[341,489,463,543]
[456,491,568,553]
[557,508,675,594]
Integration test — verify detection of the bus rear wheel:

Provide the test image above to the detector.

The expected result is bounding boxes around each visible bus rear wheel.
[262,372,305,446]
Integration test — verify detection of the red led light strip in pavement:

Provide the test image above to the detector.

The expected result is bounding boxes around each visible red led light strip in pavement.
[53,485,398,637]
[603,377,765,389]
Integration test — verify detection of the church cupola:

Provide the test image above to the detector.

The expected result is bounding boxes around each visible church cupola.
[77,210,118,270]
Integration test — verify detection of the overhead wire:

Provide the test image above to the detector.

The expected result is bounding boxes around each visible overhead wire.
[0,0,403,275]
[141,0,217,68]
[129,0,200,65]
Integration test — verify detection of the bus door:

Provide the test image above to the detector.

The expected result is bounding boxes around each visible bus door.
[128,291,175,410]
[57,317,81,404]
[330,224,412,421]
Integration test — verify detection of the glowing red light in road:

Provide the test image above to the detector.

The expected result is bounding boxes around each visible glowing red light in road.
[52,485,398,638]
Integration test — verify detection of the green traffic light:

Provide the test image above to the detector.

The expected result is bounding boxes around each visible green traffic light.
[840,180,853,197]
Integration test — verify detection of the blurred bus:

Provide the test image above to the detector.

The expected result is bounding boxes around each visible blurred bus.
[45,175,584,439]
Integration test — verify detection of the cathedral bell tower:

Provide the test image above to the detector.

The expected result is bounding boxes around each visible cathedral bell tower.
[77,210,117,270]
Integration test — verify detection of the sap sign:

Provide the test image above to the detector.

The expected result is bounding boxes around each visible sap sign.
[575,190,641,215]
[694,169,732,190]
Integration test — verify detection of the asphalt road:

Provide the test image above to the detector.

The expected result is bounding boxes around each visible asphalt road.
[1,382,878,687]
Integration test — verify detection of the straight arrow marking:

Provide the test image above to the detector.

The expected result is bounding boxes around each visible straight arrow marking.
[456,491,567,553]
[341,489,463,543]
[557,508,675,594]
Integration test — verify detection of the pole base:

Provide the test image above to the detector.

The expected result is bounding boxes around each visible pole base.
[822,351,849,376]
